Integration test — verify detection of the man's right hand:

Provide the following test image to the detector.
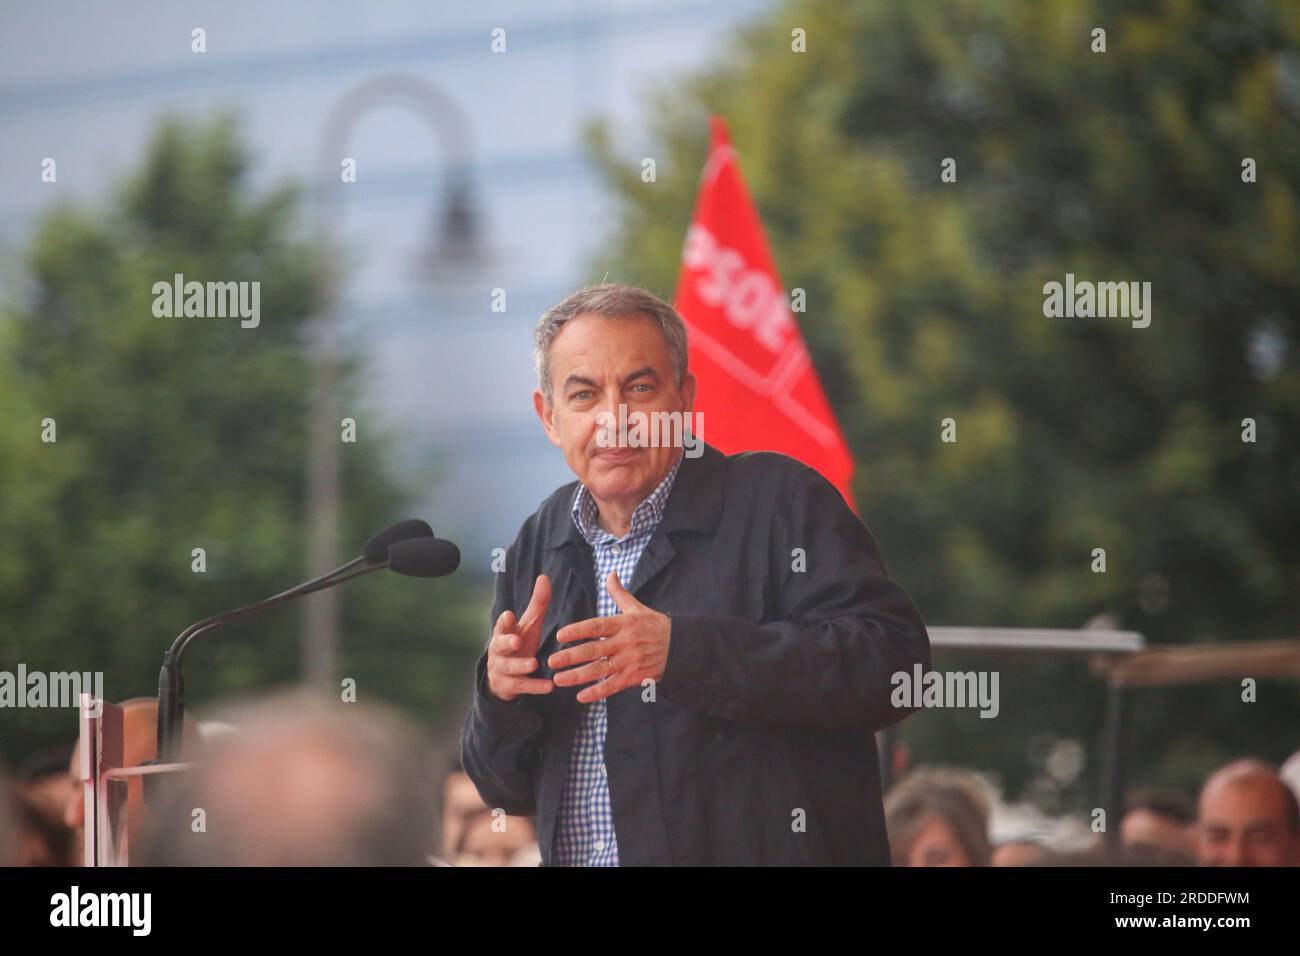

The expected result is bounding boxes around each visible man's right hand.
[487,574,555,702]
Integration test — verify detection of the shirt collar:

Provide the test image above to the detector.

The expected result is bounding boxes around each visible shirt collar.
[571,450,684,545]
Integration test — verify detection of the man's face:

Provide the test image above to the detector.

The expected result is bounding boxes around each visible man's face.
[535,313,695,512]
[1196,779,1299,867]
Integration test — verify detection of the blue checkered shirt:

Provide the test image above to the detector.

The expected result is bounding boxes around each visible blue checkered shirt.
[551,452,683,867]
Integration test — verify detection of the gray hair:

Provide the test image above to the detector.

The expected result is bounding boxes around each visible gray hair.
[534,283,689,404]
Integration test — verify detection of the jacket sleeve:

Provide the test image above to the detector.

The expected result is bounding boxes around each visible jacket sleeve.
[459,551,546,816]
[660,464,931,732]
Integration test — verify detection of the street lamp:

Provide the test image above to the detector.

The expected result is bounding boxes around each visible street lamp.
[302,73,483,686]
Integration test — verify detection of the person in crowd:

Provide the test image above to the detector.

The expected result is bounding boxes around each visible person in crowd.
[0,769,16,867]
[12,748,76,865]
[17,749,75,830]
[5,788,71,866]
[885,768,992,866]
[991,839,1049,867]
[1196,758,1300,867]
[1280,748,1300,805]
[135,690,437,866]
[441,761,539,866]
[442,762,485,858]
[452,806,540,867]
[1120,787,1195,864]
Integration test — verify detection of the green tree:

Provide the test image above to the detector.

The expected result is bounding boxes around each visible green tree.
[587,0,1300,804]
[0,116,483,763]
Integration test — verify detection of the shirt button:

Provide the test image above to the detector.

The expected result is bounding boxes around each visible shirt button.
[611,544,621,554]
[594,840,606,851]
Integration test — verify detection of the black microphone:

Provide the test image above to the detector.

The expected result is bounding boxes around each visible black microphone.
[156,520,439,761]
[387,537,461,578]
[362,519,433,565]
[169,519,433,652]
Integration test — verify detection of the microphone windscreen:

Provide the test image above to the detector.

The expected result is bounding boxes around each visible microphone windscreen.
[387,537,461,579]
[362,519,433,565]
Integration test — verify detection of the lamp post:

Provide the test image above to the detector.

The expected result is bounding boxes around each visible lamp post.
[302,74,482,686]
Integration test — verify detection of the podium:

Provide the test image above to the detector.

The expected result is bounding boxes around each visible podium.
[76,693,190,866]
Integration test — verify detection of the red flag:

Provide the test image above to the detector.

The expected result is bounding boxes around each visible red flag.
[674,116,856,509]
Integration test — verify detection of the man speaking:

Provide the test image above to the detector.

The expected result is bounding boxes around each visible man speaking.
[461,284,930,865]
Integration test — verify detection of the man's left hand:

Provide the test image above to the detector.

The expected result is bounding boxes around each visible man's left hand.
[549,570,671,704]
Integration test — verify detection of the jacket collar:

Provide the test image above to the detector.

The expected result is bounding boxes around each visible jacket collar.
[657,440,726,538]
[545,442,727,597]
[570,449,683,544]
[547,442,726,552]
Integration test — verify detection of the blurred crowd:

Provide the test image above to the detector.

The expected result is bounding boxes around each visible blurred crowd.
[885,757,1300,867]
[1,692,1295,867]
[0,693,539,867]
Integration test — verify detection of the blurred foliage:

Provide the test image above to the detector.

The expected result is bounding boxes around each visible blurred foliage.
[0,116,485,764]
[586,0,1300,805]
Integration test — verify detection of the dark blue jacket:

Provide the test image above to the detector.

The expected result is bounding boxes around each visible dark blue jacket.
[461,442,930,865]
